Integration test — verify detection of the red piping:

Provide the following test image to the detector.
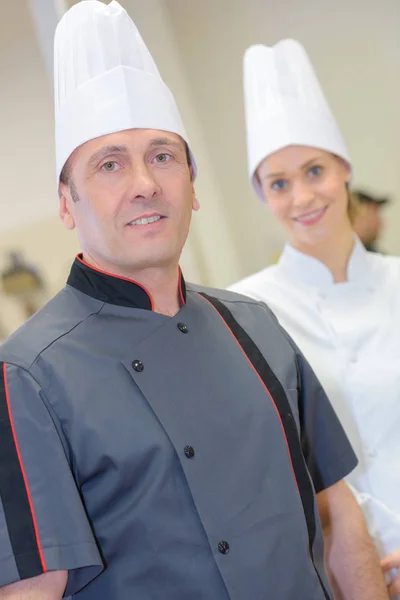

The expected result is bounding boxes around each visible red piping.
[178,267,186,306]
[199,295,300,495]
[3,363,47,572]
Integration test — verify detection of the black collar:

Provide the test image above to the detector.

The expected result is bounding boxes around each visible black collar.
[67,255,186,311]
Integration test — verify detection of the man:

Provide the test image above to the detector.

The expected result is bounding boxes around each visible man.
[352,189,389,252]
[0,3,388,599]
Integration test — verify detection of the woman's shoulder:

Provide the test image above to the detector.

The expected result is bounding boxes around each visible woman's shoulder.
[228,263,294,307]
[366,250,400,278]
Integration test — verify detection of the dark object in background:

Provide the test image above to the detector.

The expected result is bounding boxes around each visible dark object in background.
[1,252,45,318]
[353,190,389,207]
[352,190,390,253]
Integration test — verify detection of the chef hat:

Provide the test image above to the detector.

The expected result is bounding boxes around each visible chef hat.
[243,39,351,200]
[54,0,196,182]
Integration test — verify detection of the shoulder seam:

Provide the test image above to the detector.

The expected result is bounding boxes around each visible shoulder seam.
[189,289,263,309]
[216,297,264,308]
[27,302,106,370]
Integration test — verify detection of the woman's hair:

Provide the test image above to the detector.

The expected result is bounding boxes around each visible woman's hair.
[347,185,361,224]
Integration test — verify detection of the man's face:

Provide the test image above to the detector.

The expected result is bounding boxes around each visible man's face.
[59,128,198,277]
[353,203,383,245]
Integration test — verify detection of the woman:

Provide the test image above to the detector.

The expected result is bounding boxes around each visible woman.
[383,552,400,596]
[230,39,400,596]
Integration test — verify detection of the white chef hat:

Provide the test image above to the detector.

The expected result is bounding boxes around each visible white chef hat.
[54,0,196,182]
[243,39,351,200]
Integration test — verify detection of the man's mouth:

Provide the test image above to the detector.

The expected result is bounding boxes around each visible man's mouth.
[128,215,163,226]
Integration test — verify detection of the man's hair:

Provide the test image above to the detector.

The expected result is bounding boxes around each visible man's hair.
[185,142,192,174]
[59,140,192,188]
[59,162,71,187]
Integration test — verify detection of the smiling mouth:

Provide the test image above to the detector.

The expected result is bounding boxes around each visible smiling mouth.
[128,215,164,226]
[293,206,327,224]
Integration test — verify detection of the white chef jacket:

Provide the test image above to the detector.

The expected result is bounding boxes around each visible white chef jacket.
[230,237,400,558]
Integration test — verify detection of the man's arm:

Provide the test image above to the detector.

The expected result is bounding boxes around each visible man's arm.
[317,480,388,600]
[0,571,67,599]
[381,550,400,597]
[0,362,103,593]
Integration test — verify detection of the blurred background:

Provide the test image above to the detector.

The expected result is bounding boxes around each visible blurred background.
[1,0,399,337]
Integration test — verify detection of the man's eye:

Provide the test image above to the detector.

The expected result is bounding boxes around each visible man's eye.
[155,153,171,163]
[102,161,118,172]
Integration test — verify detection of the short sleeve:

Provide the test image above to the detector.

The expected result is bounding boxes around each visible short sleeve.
[290,344,358,493]
[0,361,103,595]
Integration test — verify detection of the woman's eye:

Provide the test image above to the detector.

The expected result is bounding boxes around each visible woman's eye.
[271,179,287,191]
[308,165,323,177]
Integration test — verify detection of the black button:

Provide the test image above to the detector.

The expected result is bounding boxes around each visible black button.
[218,540,230,555]
[184,445,195,458]
[177,322,189,334]
[132,360,144,372]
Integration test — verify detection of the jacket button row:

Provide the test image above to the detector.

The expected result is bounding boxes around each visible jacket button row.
[132,356,228,557]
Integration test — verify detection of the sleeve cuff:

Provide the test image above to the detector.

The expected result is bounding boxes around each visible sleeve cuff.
[313,447,358,494]
[0,541,104,596]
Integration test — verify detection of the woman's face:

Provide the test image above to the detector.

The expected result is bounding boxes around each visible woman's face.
[257,145,351,248]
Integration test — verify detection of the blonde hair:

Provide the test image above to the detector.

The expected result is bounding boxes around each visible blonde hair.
[347,188,362,224]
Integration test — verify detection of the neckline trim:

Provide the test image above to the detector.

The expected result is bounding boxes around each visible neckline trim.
[67,254,186,311]
[278,236,369,287]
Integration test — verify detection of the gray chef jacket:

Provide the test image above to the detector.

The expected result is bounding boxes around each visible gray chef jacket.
[0,256,357,599]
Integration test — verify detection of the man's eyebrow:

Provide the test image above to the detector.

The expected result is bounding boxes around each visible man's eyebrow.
[148,137,183,149]
[87,145,129,168]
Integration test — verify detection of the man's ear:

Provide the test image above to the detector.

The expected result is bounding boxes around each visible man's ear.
[189,166,200,211]
[191,183,200,212]
[59,182,76,230]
